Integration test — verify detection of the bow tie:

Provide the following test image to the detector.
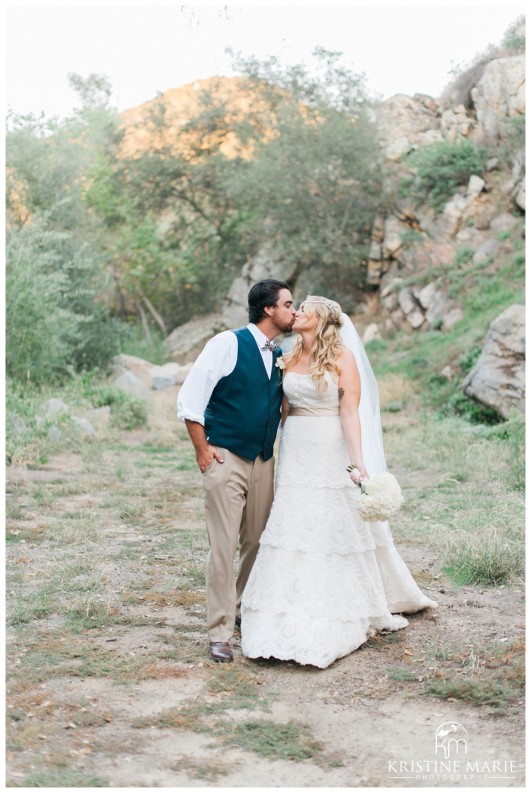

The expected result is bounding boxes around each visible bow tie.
[262,340,278,352]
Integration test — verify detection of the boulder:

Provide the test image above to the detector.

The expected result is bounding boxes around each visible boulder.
[471,55,525,145]
[463,304,525,419]
[111,354,156,388]
[472,238,500,265]
[489,212,520,234]
[47,426,63,443]
[417,281,438,311]
[366,259,383,287]
[362,323,381,343]
[43,398,68,419]
[439,194,472,238]
[222,247,297,329]
[148,362,182,390]
[442,307,464,331]
[82,407,111,431]
[368,241,382,260]
[440,105,475,142]
[513,179,525,211]
[382,216,408,258]
[113,371,151,401]
[455,226,487,246]
[425,290,451,328]
[398,287,425,329]
[71,416,97,437]
[163,313,226,364]
[376,93,441,161]
[467,175,486,197]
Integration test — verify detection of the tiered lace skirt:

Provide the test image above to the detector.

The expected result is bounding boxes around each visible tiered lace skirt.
[241,415,436,669]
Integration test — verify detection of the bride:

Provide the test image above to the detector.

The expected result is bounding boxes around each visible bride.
[241,296,437,669]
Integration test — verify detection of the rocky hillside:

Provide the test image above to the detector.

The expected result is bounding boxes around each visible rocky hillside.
[116,52,524,421]
[159,60,523,319]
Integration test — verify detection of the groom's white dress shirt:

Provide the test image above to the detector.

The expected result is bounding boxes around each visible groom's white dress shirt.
[177,323,275,426]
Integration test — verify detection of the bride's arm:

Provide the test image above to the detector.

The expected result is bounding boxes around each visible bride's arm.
[280,352,293,427]
[337,348,369,481]
[281,394,290,426]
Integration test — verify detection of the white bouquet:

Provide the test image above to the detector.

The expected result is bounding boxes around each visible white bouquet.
[354,471,404,522]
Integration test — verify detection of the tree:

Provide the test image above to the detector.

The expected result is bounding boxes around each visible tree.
[224,48,382,304]
[120,50,382,317]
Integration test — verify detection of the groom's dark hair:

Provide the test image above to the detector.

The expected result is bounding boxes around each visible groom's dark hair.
[248,279,290,324]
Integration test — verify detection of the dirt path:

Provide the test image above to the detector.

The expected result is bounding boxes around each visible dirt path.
[6,387,525,787]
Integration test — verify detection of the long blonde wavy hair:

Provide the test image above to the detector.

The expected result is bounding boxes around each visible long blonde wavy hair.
[289,296,344,392]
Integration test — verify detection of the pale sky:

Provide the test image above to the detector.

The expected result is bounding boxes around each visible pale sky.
[4,2,526,119]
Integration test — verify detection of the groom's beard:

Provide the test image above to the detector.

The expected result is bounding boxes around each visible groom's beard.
[277,319,295,334]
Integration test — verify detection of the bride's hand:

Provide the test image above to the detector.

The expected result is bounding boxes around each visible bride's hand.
[349,464,369,484]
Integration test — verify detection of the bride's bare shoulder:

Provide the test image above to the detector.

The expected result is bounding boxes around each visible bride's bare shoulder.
[337,346,356,365]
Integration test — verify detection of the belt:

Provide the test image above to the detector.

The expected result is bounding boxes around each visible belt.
[288,406,340,416]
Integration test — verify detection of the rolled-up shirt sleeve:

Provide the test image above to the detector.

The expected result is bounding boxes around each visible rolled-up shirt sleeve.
[176,331,237,425]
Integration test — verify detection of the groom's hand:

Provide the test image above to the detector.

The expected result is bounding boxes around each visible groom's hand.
[197,444,224,474]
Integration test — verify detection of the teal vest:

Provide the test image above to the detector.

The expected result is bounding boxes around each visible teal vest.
[204,328,283,461]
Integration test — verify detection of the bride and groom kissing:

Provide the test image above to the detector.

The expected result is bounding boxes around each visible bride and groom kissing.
[177,279,436,668]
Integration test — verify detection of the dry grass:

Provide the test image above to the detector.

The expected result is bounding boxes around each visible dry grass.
[379,373,415,408]
[5,388,525,785]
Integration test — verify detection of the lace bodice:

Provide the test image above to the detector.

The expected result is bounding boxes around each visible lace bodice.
[283,371,339,410]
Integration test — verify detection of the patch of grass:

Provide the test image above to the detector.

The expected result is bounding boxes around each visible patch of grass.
[173,756,233,781]
[227,719,325,762]
[6,523,49,544]
[441,524,524,585]
[133,701,221,733]
[30,483,58,507]
[15,769,108,787]
[387,666,419,682]
[424,638,524,714]
[367,630,404,646]
[8,591,57,626]
[207,664,267,710]
[118,502,147,521]
[424,677,515,714]
[48,515,98,545]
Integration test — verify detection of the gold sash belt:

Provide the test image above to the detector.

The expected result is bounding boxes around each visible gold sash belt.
[288,406,340,416]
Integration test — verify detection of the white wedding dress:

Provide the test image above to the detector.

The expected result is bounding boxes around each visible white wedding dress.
[241,371,437,669]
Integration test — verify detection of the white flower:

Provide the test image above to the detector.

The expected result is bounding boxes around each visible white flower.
[355,471,404,522]
[275,357,286,370]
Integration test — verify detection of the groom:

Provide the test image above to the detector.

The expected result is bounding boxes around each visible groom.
[177,279,296,662]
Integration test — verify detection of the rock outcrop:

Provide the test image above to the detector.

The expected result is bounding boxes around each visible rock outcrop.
[463,304,525,419]
[470,55,526,146]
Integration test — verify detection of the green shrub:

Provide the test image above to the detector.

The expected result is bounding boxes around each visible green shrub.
[502,15,525,53]
[498,115,526,166]
[442,391,501,425]
[119,324,167,365]
[5,380,48,465]
[88,385,148,430]
[6,225,82,384]
[6,223,125,383]
[442,526,524,585]
[401,140,489,211]
[455,247,475,267]
[458,346,482,374]
[483,409,525,491]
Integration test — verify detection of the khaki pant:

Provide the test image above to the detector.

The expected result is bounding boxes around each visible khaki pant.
[202,447,274,642]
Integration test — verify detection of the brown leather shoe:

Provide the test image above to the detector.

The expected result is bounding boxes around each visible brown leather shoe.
[209,642,233,662]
